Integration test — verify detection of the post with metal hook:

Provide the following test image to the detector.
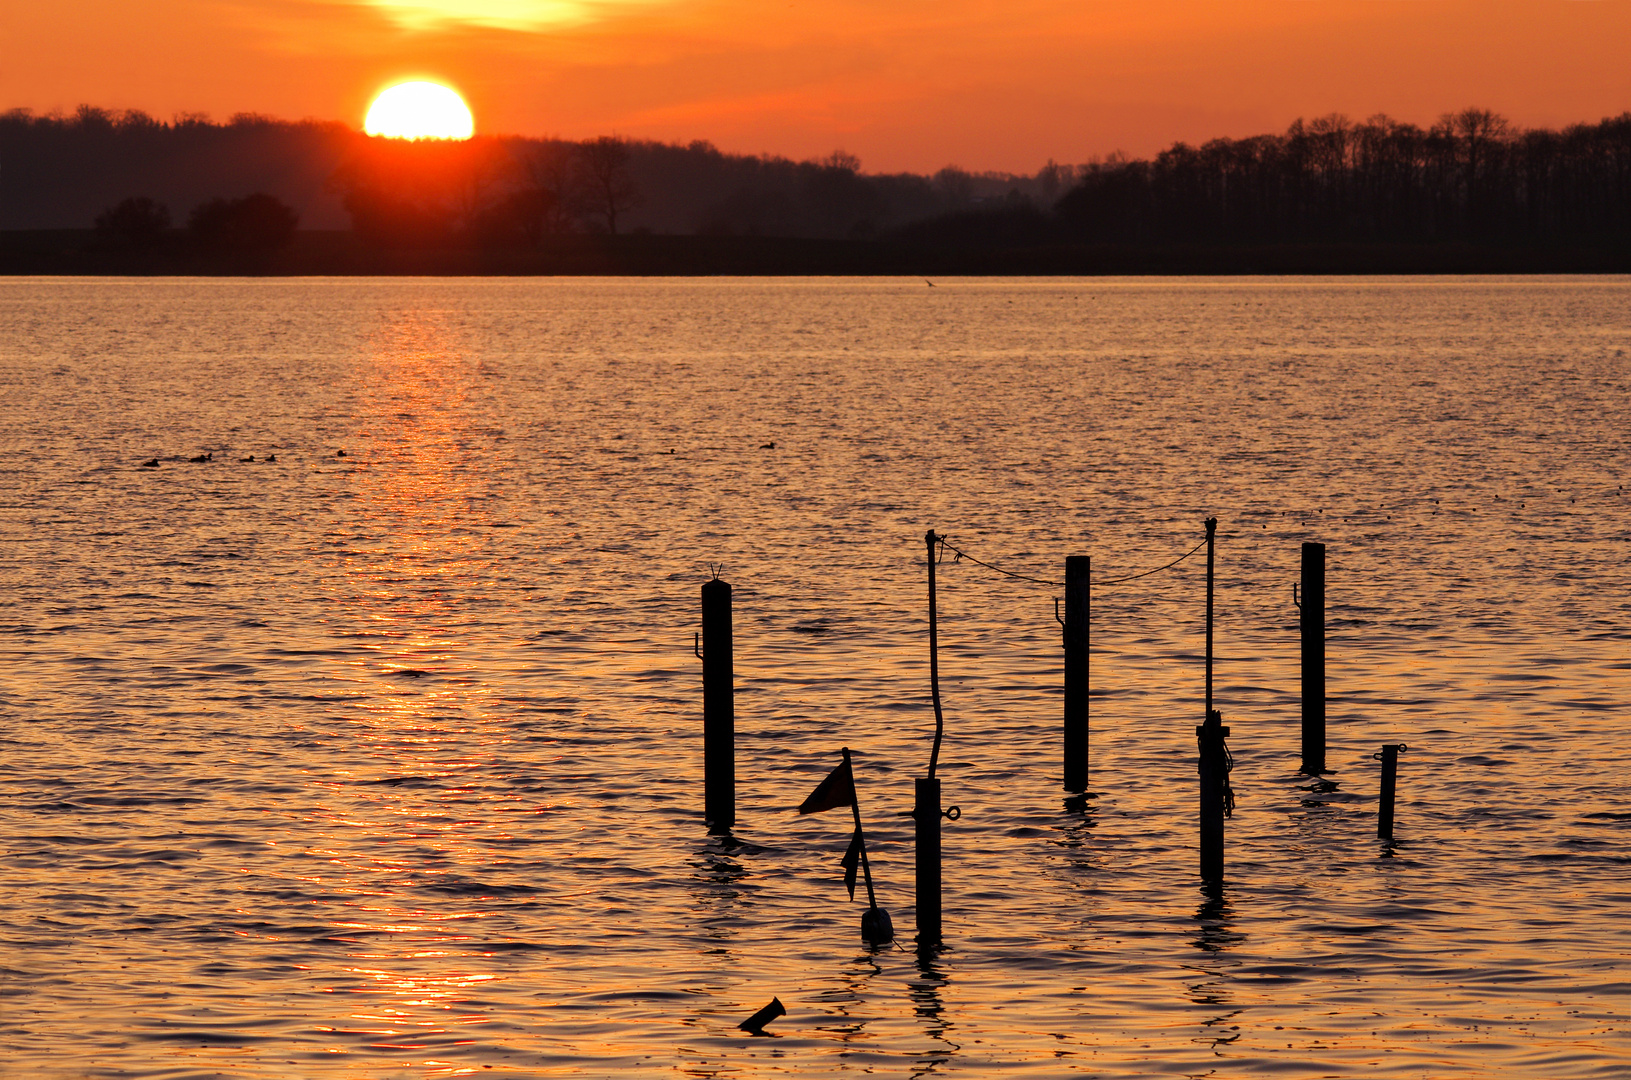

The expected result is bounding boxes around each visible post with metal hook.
[1197,518,1227,883]
[1063,555,1091,793]
[700,575,735,832]
[917,529,950,947]
[1300,542,1327,775]
[1377,743,1406,840]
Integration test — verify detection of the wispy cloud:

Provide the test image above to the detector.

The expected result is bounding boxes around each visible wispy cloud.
[357,0,658,31]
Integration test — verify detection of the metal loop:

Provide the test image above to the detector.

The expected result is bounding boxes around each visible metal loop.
[693,632,703,660]
[942,805,961,821]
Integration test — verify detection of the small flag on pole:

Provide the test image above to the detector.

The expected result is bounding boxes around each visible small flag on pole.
[797,755,856,815]
[840,828,863,901]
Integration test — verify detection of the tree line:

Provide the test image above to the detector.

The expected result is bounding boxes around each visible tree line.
[7,105,1629,253]
[1050,109,1631,246]
[1,107,1067,243]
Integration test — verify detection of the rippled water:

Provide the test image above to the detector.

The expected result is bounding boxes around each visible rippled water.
[1,276,1628,1078]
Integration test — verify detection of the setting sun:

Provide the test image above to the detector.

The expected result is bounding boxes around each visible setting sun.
[364,81,474,140]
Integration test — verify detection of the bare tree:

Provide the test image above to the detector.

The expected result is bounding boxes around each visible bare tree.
[576,136,641,235]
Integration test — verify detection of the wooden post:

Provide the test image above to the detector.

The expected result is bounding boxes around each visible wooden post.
[1198,518,1224,882]
[1377,743,1405,840]
[1301,542,1327,775]
[1198,711,1229,882]
[915,776,942,945]
[700,577,734,832]
[1063,555,1091,792]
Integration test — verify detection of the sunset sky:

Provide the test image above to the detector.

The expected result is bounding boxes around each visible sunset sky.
[7,0,1630,173]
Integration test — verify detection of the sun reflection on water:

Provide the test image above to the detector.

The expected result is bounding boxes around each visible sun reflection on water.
[306,305,531,1063]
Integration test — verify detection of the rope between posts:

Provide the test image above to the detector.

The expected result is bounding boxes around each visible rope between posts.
[934,532,1209,589]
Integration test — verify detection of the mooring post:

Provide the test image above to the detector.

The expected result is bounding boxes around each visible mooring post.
[914,775,943,944]
[1300,542,1327,775]
[1377,743,1405,840]
[1063,555,1091,792]
[1198,517,1225,882]
[1198,710,1229,882]
[700,576,735,832]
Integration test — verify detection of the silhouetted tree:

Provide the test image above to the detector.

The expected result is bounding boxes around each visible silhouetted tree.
[93,196,171,250]
[188,192,298,252]
[576,137,641,235]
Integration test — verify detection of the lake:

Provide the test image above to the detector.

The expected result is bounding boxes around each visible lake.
[1,276,1627,1077]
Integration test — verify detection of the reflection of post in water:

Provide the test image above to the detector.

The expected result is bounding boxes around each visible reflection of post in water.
[908,945,960,1076]
[1191,882,1242,955]
[688,834,756,950]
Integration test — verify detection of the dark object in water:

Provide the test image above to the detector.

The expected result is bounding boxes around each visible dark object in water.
[239,455,255,462]
[189,452,212,463]
[759,440,775,449]
[1376,743,1407,840]
[861,906,894,944]
[700,576,735,832]
[739,997,786,1034]
[336,449,347,456]
[265,454,278,463]
[140,458,159,468]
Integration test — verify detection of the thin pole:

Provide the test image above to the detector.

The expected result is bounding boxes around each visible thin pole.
[1063,555,1091,792]
[843,747,879,909]
[1204,518,1217,720]
[926,529,945,780]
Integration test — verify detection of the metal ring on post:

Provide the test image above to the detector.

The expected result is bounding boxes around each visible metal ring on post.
[942,806,961,821]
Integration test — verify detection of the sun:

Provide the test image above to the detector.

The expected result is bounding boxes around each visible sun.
[364,81,474,140]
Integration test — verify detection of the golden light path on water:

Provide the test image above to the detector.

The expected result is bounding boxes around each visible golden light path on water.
[0,277,1626,1077]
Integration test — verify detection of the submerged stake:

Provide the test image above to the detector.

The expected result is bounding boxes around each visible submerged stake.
[1377,743,1406,841]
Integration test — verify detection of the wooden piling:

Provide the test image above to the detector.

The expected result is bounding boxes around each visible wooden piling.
[1063,555,1091,793]
[1199,518,1224,882]
[1197,711,1229,882]
[701,577,735,832]
[915,776,943,944]
[1301,542,1327,775]
[1377,743,1405,840]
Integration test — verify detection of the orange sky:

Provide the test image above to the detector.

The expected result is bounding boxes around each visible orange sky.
[6,0,1630,173]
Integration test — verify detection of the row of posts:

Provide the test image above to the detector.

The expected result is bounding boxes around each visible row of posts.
[698,533,1407,944]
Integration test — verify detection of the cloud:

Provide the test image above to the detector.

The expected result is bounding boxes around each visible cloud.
[357,0,659,31]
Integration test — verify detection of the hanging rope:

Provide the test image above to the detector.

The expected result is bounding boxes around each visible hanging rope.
[932,531,1209,589]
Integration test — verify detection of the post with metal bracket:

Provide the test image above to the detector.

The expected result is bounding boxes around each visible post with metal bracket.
[700,575,735,832]
[1376,743,1406,840]
[914,777,943,944]
[1300,542,1327,775]
[1063,555,1091,792]
[1198,710,1230,882]
[1197,517,1228,883]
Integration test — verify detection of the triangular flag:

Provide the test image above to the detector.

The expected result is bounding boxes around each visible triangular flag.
[840,827,864,901]
[797,756,855,815]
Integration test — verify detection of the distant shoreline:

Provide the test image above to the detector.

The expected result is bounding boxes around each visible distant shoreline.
[5,230,1629,276]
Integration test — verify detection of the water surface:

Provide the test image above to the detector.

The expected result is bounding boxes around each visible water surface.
[1,276,1628,1078]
